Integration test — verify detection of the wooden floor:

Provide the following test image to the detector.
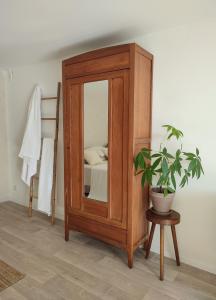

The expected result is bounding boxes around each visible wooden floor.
[0,202,215,300]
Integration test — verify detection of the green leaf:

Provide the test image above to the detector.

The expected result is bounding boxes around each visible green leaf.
[180,176,187,188]
[161,158,169,176]
[177,164,182,176]
[145,168,153,185]
[197,159,204,175]
[176,149,181,157]
[167,133,173,140]
[192,167,196,178]
[134,156,139,171]
[196,148,199,156]
[168,186,175,193]
[166,153,175,159]
[157,175,165,186]
[200,163,204,175]
[151,157,162,170]
[184,152,196,158]
[196,163,201,179]
[141,148,151,160]
[151,153,161,158]
[163,124,184,140]
[188,159,196,172]
[163,124,172,131]
[162,147,167,155]
[141,172,146,187]
[171,171,176,190]
[135,152,146,170]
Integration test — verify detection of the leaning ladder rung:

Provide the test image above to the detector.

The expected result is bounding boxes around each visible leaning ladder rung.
[41,97,57,100]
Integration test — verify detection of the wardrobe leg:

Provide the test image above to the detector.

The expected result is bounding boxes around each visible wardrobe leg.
[127,249,133,268]
[65,228,69,241]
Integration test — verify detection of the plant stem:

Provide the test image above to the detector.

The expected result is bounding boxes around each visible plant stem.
[135,170,143,176]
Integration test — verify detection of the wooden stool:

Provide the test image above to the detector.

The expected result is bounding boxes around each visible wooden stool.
[145,208,181,281]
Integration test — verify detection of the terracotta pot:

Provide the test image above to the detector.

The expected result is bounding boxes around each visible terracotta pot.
[150,187,175,215]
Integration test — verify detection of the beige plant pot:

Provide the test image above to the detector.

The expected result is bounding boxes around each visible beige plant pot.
[150,187,175,215]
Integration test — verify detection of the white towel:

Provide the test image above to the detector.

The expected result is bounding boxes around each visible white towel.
[19,85,41,186]
[37,138,54,215]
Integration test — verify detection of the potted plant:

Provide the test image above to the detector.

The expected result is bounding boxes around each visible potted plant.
[134,125,204,215]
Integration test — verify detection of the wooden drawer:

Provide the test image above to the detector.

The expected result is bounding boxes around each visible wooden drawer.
[64,52,130,78]
[68,214,127,248]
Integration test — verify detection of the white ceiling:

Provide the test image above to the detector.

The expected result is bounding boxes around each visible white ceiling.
[0,0,216,67]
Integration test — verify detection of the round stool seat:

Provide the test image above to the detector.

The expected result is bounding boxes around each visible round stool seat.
[146,209,180,226]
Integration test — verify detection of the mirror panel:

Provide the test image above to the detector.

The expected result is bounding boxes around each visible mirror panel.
[83,80,108,202]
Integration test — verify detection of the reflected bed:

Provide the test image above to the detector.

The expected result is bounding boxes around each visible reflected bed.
[84,161,108,202]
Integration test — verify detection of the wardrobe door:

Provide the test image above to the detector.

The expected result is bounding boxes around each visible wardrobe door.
[64,70,129,228]
[64,80,83,212]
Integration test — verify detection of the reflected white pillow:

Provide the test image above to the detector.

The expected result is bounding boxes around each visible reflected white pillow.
[89,146,105,158]
[84,149,103,165]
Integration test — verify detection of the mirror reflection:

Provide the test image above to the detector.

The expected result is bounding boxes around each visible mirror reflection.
[83,80,108,202]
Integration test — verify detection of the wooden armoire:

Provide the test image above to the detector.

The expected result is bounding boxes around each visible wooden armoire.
[62,43,153,268]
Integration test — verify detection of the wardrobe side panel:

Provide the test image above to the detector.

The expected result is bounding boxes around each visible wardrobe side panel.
[134,54,152,139]
[132,52,153,246]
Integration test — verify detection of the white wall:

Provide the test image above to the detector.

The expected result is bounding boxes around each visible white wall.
[133,21,216,274]
[6,20,216,274]
[0,71,11,201]
[7,60,64,218]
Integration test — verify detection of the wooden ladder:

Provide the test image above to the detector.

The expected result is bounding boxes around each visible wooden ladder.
[28,82,61,225]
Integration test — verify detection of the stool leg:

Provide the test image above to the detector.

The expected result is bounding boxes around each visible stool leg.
[145,223,156,259]
[160,225,164,281]
[171,225,180,266]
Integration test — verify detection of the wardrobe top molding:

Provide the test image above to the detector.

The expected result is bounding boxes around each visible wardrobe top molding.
[62,43,153,79]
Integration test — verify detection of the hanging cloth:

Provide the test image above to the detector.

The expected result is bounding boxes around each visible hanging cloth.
[37,138,54,215]
[19,85,41,186]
